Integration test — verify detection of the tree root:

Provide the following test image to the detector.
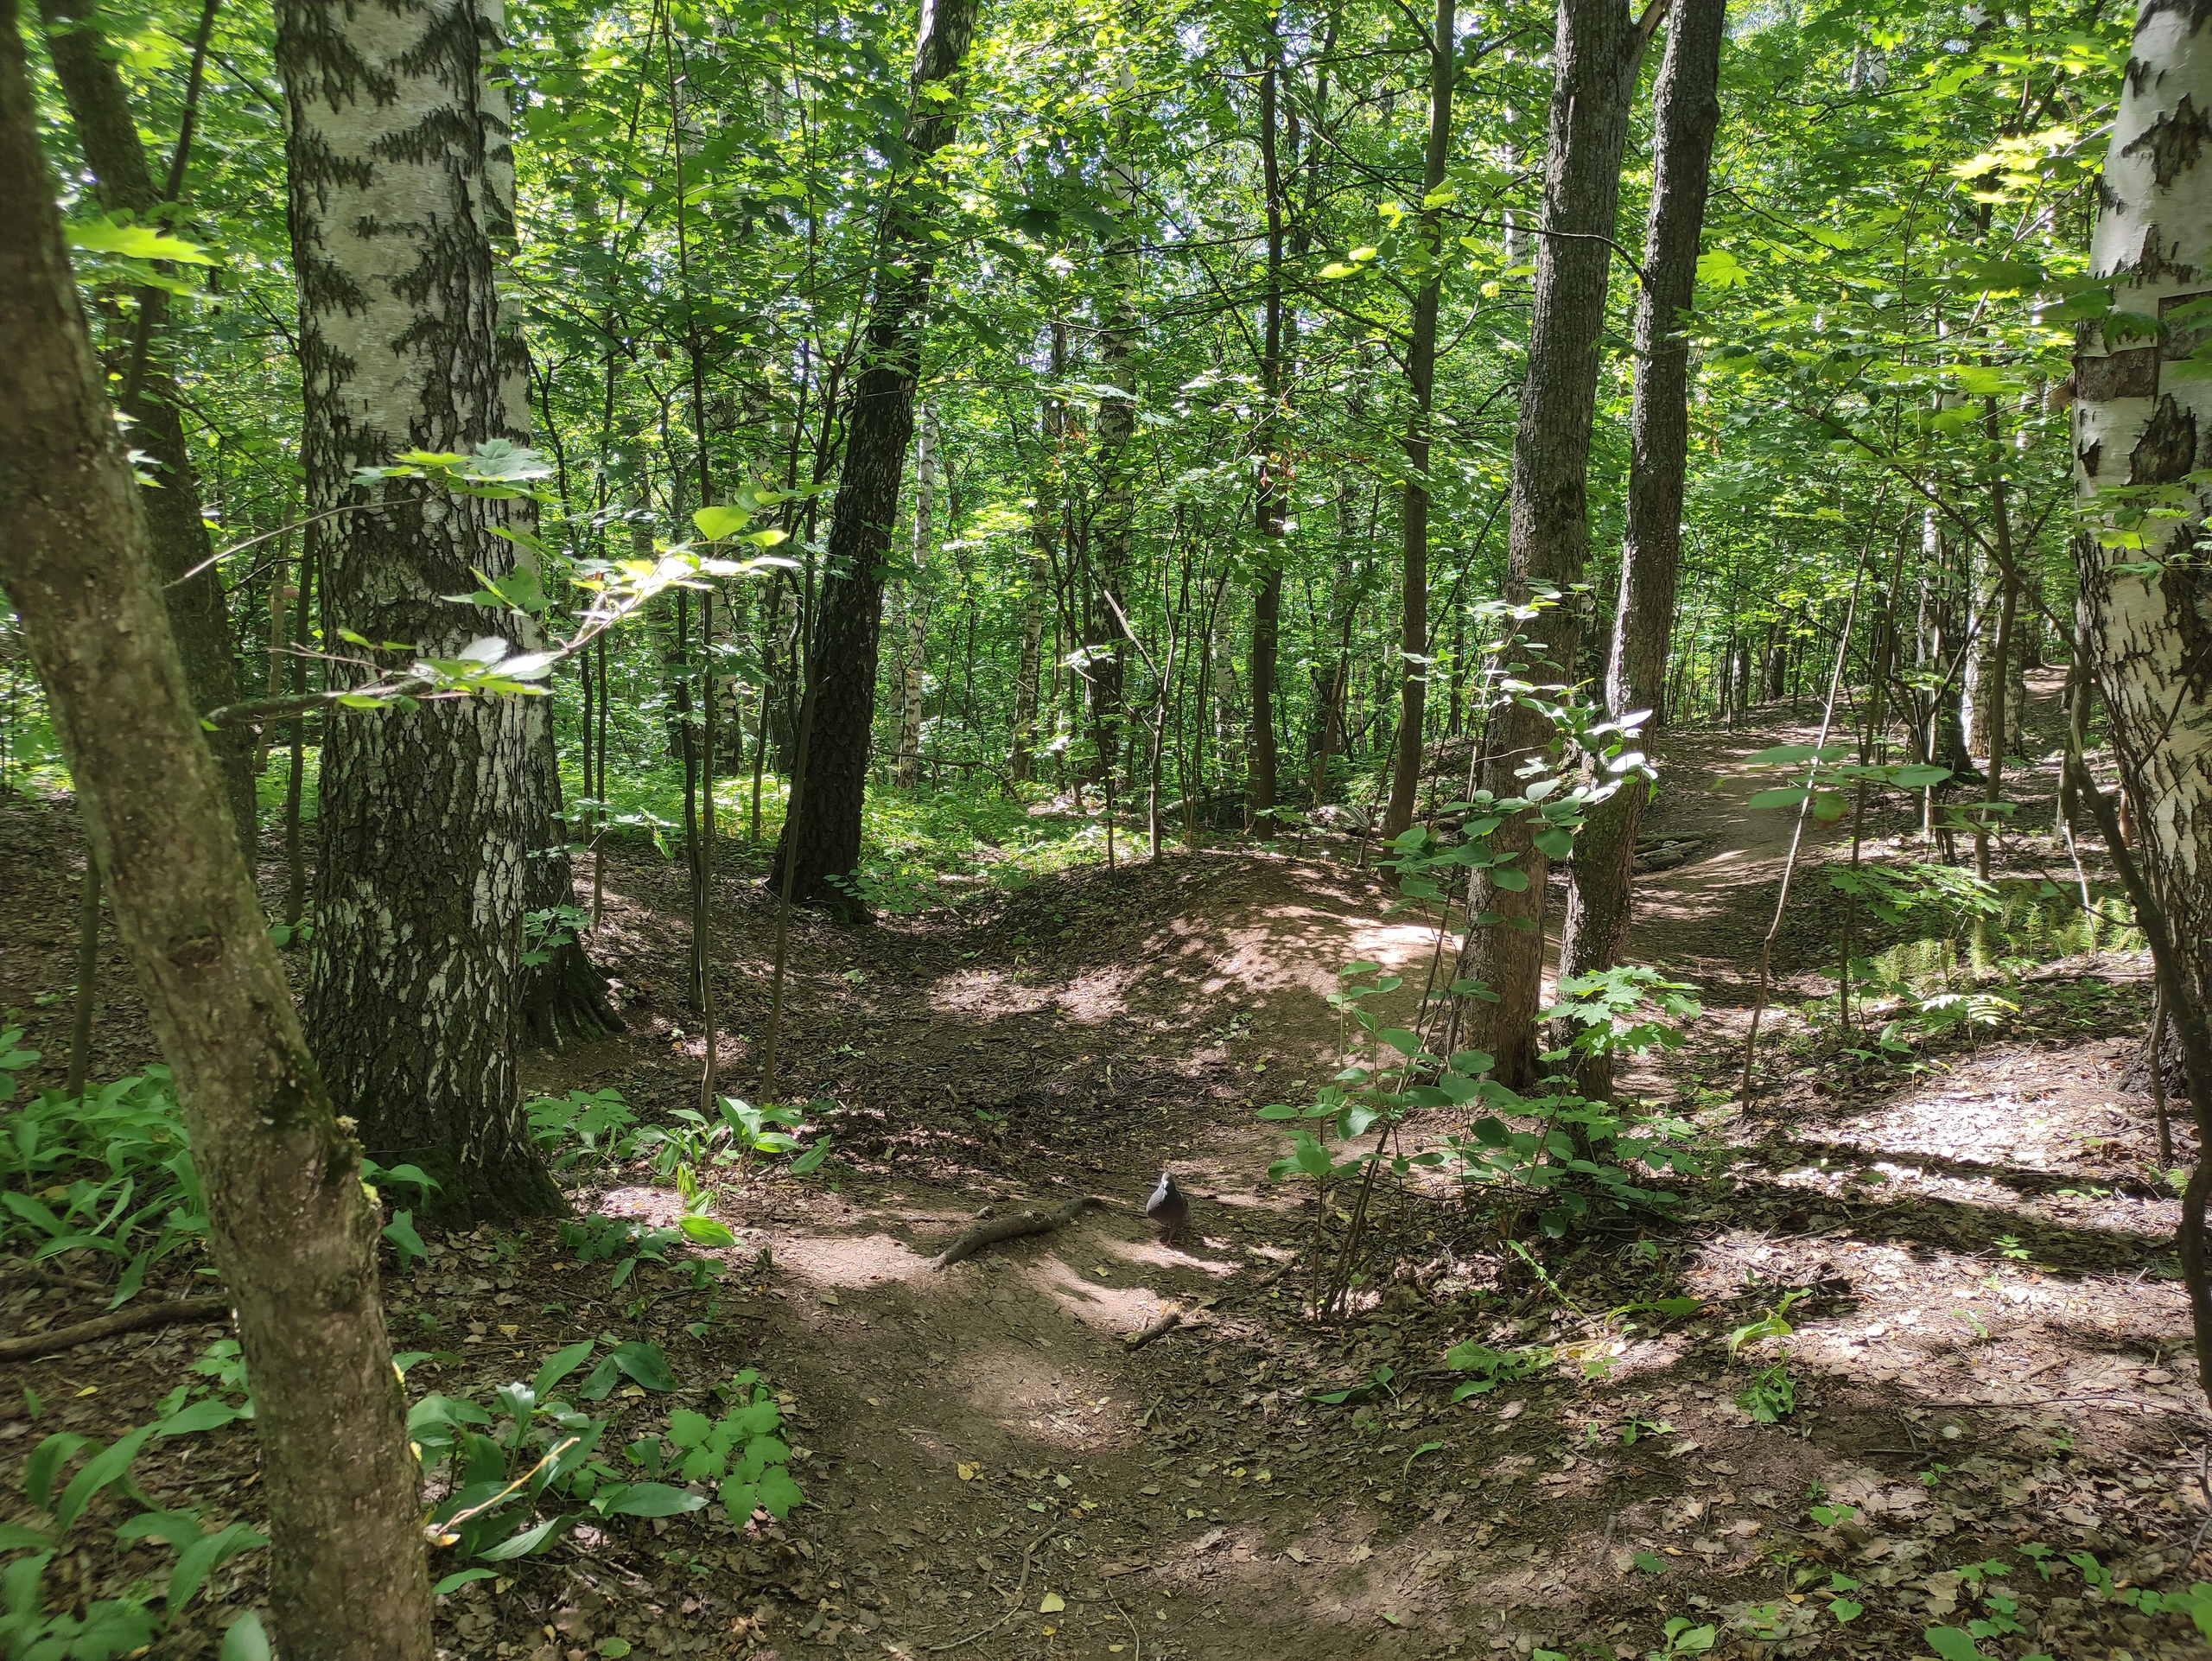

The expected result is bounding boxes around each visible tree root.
[929,1196,1097,1270]
[0,1295,231,1361]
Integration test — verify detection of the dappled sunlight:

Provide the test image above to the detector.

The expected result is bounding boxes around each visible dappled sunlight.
[768,1228,935,1289]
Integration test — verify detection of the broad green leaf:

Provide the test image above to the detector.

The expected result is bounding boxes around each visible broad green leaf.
[67,217,216,264]
[1747,787,1810,810]
[679,1215,736,1246]
[221,1611,273,1661]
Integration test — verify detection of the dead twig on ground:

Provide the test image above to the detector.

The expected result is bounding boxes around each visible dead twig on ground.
[0,1295,230,1361]
[930,1196,1097,1270]
[925,1526,1059,1651]
[1125,1308,1185,1349]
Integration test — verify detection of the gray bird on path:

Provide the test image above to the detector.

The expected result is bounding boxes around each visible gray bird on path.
[1145,1168,1189,1243]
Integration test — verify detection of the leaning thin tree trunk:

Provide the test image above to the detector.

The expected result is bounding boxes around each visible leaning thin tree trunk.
[1462,0,1647,1090]
[280,0,561,1217]
[1380,0,1456,842]
[36,0,255,846]
[772,0,983,913]
[0,23,429,1651]
[1555,0,1725,1101]
[894,406,934,789]
[2072,0,2212,1069]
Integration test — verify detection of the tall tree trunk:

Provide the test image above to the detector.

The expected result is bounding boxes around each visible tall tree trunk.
[895,406,935,788]
[36,0,255,846]
[1556,0,1724,1101]
[1462,0,1643,1091]
[281,0,561,1217]
[1249,48,1290,834]
[772,0,982,913]
[2074,0,2212,1066]
[1091,94,1141,792]
[1014,326,1065,786]
[1381,0,1455,840]
[0,21,429,1651]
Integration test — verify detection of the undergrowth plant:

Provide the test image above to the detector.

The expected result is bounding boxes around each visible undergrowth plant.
[1,1348,270,1661]
[407,1341,800,1587]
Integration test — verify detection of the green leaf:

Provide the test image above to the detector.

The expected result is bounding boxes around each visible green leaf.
[595,1482,707,1518]
[475,1513,575,1561]
[1378,1028,1422,1057]
[667,1409,714,1448]
[67,217,217,264]
[1891,764,1951,788]
[384,1210,428,1267]
[1489,867,1529,893]
[678,1216,736,1246]
[1532,827,1574,860]
[531,1340,596,1403]
[692,506,754,542]
[1747,787,1811,810]
[788,1136,830,1175]
[1923,1628,1986,1661]
[1631,1550,1665,1573]
[168,1522,266,1615]
[434,1568,499,1595]
[220,1610,273,1661]
[0,1524,50,1550]
[158,1397,247,1436]
[756,1467,804,1518]
[54,1422,156,1533]
[606,1342,675,1391]
[1830,1599,1862,1623]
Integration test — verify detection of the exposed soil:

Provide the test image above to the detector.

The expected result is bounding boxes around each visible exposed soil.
[3,690,2209,1660]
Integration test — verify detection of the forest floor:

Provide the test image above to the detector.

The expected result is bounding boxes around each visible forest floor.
[3,683,2209,1660]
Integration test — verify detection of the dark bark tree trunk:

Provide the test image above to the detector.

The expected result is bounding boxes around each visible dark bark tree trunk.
[36,0,255,846]
[521,708,621,1046]
[1380,0,1456,841]
[280,0,561,1217]
[1089,102,1140,793]
[1462,0,1644,1091]
[0,20,429,1651]
[1556,0,1724,1101]
[772,0,983,913]
[1249,49,1289,833]
[1013,326,1065,786]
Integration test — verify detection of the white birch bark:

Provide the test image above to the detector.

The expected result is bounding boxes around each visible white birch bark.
[280,0,556,1212]
[2075,0,2212,1009]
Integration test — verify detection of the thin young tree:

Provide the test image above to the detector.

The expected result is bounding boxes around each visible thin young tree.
[1379,0,1457,842]
[0,13,429,1649]
[279,0,563,1213]
[1557,0,1725,1099]
[36,0,254,843]
[773,0,985,912]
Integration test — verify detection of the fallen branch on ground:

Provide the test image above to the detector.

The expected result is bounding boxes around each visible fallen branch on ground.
[929,1196,1097,1270]
[1125,1308,1185,1350]
[925,1526,1059,1651]
[0,1295,231,1361]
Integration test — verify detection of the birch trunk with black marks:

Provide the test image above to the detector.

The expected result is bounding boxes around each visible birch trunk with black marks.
[1461,0,1643,1090]
[36,0,255,845]
[280,0,560,1215]
[0,17,429,1647]
[1557,0,1724,1101]
[894,406,935,789]
[772,0,982,913]
[1380,0,1454,842]
[2075,0,2212,1096]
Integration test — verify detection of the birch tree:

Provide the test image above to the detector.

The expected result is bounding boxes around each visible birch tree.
[278,0,561,1214]
[2074,0,2212,1060]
